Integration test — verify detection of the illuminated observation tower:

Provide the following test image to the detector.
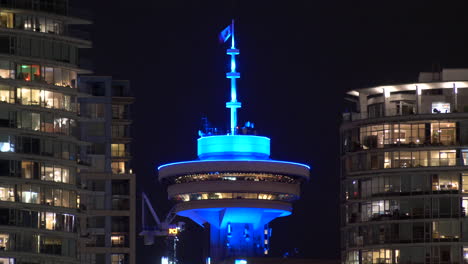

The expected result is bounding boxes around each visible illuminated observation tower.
[157,21,310,263]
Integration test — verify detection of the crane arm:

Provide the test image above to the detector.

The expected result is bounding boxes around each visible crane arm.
[142,192,162,228]
[164,206,177,225]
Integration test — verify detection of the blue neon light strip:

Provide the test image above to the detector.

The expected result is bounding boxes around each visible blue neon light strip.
[231,59,236,72]
[157,159,311,171]
[197,135,270,158]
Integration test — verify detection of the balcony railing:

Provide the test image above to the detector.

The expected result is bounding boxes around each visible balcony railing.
[343,110,468,123]
[111,152,132,159]
[0,0,67,16]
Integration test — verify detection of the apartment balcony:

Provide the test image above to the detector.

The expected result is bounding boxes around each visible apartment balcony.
[0,27,91,48]
[343,141,460,154]
[111,96,135,104]
[342,111,468,127]
[0,1,92,24]
[111,169,135,177]
[111,152,132,160]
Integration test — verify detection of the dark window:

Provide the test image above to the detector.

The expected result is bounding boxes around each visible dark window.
[0,111,8,127]
[0,36,10,53]
[0,159,8,175]
[422,89,443,95]
[112,85,125,97]
[90,82,105,96]
[368,103,384,118]
[111,216,129,232]
[0,208,9,225]
[112,180,129,195]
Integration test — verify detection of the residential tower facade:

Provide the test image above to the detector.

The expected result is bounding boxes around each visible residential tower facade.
[78,76,135,264]
[0,0,91,263]
[341,69,468,264]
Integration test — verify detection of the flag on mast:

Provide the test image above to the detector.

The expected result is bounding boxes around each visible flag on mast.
[219,24,232,43]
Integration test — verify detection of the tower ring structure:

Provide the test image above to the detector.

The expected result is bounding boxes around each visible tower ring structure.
[158,135,309,261]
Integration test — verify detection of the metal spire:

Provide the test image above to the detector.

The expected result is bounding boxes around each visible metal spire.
[225,19,241,135]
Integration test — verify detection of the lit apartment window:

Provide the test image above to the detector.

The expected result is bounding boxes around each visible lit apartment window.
[111,144,125,157]
[42,166,69,183]
[0,135,13,152]
[361,249,399,264]
[0,234,8,251]
[16,64,77,87]
[54,168,62,182]
[15,88,72,111]
[345,251,359,264]
[0,13,13,28]
[432,102,450,113]
[360,200,399,222]
[17,15,64,34]
[0,258,14,264]
[112,162,125,174]
[44,212,56,230]
[0,85,13,103]
[463,247,468,264]
[53,118,69,135]
[17,64,40,82]
[111,254,127,264]
[0,61,13,79]
[431,122,456,145]
[0,186,13,202]
[462,198,468,217]
[433,150,457,166]
[21,184,40,204]
[431,173,459,192]
[111,235,125,247]
[463,174,468,193]
[21,161,36,179]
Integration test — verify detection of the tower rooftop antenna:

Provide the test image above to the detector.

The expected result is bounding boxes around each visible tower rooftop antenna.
[224,19,241,135]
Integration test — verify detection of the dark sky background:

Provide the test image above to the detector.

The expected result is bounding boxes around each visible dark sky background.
[71,0,468,263]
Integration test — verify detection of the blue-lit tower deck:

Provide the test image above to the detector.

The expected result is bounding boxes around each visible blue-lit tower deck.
[157,21,309,263]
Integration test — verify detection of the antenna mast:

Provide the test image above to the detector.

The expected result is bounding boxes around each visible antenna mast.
[225,19,241,135]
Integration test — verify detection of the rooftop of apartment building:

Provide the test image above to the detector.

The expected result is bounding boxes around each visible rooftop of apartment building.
[347,68,468,96]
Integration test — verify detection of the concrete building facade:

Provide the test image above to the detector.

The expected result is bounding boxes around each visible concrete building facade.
[78,76,135,264]
[341,69,468,264]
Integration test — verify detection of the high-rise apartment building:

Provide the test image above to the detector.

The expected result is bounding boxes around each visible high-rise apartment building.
[0,0,91,263]
[341,68,468,264]
[78,76,135,264]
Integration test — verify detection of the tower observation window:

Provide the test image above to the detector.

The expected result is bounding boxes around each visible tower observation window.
[173,172,298,184]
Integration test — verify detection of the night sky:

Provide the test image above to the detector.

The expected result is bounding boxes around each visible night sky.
[71,0,468,263]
